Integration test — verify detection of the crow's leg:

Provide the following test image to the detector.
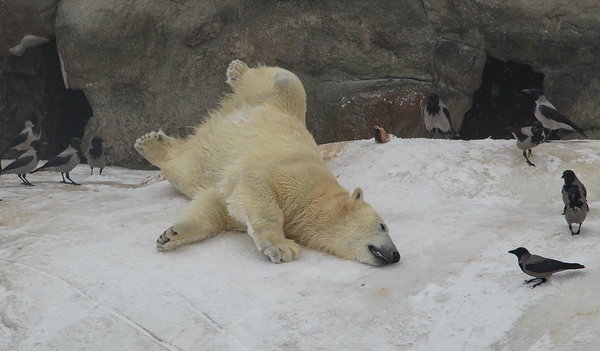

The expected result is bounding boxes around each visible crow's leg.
[22,174,34,186]
[523,150,535,167]
[531,278,547,288]
[65,172,80,185]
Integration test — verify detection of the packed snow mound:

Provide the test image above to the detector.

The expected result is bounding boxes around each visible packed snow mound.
[1,138,599,350]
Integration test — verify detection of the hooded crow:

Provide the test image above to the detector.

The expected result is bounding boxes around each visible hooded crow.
[31,137,82,185]
[5,119,41,153]
[508,247,585,288]
[522,89,587,137]
[1,140,45,186]
[87,136,106,175]
[562,170,587,215]
[512,121,545,167]
[423,93,456,138]
[564,187,589,235]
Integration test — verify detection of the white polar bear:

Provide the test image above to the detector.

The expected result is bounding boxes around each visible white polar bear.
[135,60,400,265]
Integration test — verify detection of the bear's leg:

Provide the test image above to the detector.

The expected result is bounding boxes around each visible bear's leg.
[246,205,301,263]
[134,130,178,167]
[225,59,249,89]
[227,185,300,263]
[156,188,236,251]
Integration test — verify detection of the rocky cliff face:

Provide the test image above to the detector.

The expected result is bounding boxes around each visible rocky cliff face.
[1,0,600,166]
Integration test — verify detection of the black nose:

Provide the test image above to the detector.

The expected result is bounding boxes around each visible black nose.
[369,245,401,265]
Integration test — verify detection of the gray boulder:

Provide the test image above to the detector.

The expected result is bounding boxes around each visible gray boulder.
[1,0,600,166]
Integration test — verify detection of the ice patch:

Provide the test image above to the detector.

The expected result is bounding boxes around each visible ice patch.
[58,51,69,89]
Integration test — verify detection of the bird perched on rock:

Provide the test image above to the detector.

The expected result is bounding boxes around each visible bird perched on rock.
[87,136,107,175]
[512,120,545,167]
[0,140,45,186]
[562,170,587,215]
[423,93,456,138]
[564,187,589,235]
[508,247,585,288]
[4,118,41,153]
[31,137,82,185]
[522,89,587,137]
[373,126,390,143]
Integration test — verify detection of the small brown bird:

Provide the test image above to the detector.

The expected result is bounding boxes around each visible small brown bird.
[374,126,390,143]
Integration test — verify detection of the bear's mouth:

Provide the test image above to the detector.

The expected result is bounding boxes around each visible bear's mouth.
[368,245,401,265]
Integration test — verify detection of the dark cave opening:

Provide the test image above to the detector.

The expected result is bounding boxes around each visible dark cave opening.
[0,37,92,158]
[40,38,93,157]
[460,56,545,140]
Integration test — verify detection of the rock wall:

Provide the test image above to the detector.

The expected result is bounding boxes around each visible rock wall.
[2,0,600,166]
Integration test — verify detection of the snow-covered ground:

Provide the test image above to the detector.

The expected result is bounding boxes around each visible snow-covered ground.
[1,138,599,350]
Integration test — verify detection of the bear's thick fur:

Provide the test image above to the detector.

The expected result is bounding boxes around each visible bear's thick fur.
[135,60,400,265]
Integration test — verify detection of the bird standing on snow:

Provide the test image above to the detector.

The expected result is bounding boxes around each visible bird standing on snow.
[512,120,545,167]
[4,119,41,153]
[0,140,45,186]
[31,137,82,185]
[87,136,107,175]
[508,247,585,288]
[564,187,589,235]
[562,170,587,215]
[522,89,587,137]
[423,93,456,138]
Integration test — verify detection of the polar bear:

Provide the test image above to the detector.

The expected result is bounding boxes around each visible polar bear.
[134,60,400,266]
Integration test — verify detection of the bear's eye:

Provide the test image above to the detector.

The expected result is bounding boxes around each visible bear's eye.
[380,223,387,231]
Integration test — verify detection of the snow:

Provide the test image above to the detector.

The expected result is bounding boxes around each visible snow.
[8,35,49,56]
[58,51,69,90]
[2,138,600,350]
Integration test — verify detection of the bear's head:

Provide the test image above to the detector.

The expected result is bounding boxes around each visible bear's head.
[227,64,307,125]
[310,188,400,266]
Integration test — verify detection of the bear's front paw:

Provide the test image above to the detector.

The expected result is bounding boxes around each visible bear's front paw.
[261,239,301,263]
[156,226,182,251]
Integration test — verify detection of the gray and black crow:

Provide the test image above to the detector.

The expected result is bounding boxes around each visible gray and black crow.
[512,120,545,167]
[522,89,587,137]
[0,140,45,186]
[508,247,585,288]
[423,93,456,138]
[564,187,589,235]
[31,137,82,185]
[562,170,587,215]
[87,136,106,175]
[5,119,41,153]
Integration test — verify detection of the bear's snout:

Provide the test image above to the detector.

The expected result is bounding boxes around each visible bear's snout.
[368,245,401,265]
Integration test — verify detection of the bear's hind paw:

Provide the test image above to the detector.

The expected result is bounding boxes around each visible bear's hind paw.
[156,226,182,251]
[226,59,249,88]
[134,130,170,165]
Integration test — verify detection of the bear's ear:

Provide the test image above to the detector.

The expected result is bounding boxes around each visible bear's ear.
[351,188,364,202]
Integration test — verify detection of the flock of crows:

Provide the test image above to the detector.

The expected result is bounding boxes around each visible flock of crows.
[420,88,590,288]
[1,87,592,288]
[0,118,106,186]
